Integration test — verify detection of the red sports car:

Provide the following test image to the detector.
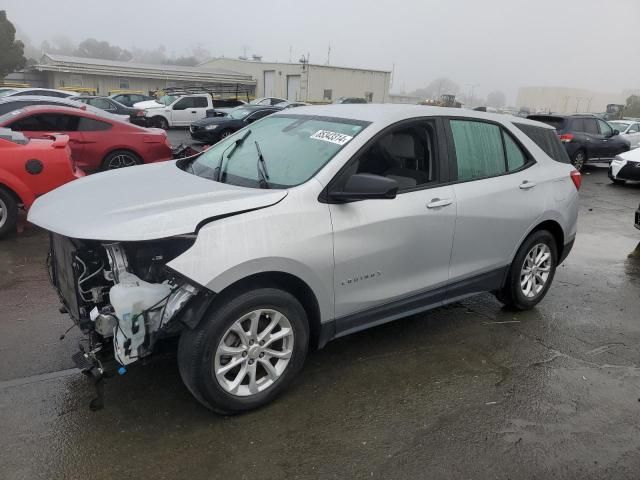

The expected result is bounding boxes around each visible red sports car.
[0,128,82,238]
[0,105,172,171]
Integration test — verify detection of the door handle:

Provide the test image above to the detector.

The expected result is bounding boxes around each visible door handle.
[191,111,197,113]
[427,198,453,208]
[519,181,536,190]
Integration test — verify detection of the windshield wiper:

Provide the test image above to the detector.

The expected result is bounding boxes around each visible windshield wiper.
[254,140,270,189]
[214,129,251,182]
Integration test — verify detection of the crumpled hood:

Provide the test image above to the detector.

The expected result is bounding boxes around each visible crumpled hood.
[28,161,287,241]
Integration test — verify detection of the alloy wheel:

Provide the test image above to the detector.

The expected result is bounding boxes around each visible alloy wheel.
[520,243,552,298]
[214,309,294,397]
[107,153,138,169]
[0,197,6,229]
[573,151,585,171]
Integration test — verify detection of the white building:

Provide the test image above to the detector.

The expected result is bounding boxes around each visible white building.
[199,57,391,103]
[32,54,256,97]
[517,86,629,114]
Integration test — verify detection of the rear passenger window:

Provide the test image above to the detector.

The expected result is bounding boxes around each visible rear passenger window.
[514,123,571,163]
[570,118,585,132]
[450,120,506,181]
[193,97,209,108]
[77,117,112,131]
[503,133,527,171]
[583,119,598,135]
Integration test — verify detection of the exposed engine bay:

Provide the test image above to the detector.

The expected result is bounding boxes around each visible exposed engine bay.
[48,233,201,370]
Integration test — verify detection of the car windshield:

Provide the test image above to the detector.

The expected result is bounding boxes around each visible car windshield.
[185,114,369,188]
[0,89,17,98]
[609,121,629,131]
[158,95,177,105]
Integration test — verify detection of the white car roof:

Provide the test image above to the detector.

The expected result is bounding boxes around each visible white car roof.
[275,103,555,129]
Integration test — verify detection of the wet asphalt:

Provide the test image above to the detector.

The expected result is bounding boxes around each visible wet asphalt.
[1,166,640,480]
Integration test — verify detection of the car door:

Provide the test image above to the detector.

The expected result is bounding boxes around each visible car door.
[8,113,84,161]
[169,97,194,126]
[328,118,457,326]
[583,118,603,158]
[190,96,211,121]
[445,118,542,299]
[75,116,114,170]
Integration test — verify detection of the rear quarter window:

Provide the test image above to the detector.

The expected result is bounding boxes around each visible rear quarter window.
[514,123,571,164]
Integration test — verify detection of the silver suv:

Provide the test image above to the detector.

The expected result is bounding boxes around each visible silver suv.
[29,105,580,413]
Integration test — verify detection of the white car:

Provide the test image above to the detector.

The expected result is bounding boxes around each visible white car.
[609,147,640,184]
[29,105,580,414]
[0,87,79,98]
[608,120,640,149]
[137,94,213,129]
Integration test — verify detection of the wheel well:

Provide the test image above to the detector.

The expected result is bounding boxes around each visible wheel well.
[531,220,565,259]
[212,272,322,349]
[0,183,22,206]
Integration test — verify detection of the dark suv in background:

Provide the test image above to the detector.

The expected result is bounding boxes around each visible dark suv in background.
[528,114,630,170]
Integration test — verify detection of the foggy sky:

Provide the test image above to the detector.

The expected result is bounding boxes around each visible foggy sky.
[3,0,639,104]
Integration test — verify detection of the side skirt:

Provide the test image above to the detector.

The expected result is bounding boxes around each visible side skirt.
[317,266,508,348]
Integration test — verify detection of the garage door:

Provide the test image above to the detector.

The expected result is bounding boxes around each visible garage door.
[263,70,275,97]
[287,75,301,101]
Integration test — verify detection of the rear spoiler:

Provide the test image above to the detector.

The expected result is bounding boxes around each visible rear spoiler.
[47,134,70,148]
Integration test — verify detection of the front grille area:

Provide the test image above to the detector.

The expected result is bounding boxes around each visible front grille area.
[50,233,81,320]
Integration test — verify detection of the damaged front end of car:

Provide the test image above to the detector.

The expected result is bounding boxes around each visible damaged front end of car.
[48,232,208,409]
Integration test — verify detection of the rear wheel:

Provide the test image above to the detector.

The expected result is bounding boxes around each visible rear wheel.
[219,129,232,140]
[178,288,309,414]
[612,178,626,185]
[571,149,587,171]
[0,188,18,239]
[496,230,557,310]
[102,150,141,170]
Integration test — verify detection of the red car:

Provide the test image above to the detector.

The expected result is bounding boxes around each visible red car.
[0,128,83,238]
[0,105,172,172]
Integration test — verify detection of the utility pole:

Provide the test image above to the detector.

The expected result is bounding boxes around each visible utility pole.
[289,45,292,63]
[575,97,582,112]
[327,44,331,65]
[466,83,479,107]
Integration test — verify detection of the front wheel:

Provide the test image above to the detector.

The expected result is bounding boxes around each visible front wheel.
[496,230,558,310]
[612,178,626,186]
[178,288,309,414]
[153,117,169,130]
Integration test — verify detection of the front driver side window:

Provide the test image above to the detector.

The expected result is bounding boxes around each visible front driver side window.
[338,121,436,191]
[598,120,613,137]
[173,98,192,110]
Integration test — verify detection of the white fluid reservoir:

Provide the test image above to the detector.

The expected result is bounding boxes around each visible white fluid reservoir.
[110,272,171,365]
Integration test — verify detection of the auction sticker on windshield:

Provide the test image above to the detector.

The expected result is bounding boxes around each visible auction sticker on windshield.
[310,130,353,145]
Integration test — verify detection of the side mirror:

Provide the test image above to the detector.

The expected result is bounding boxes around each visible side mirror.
[612,129,619,136]
[329,173,398,202]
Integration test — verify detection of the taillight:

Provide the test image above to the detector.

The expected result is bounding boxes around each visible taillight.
[570,170,581,190]
[559,133,574,143]
[135,110,145,117]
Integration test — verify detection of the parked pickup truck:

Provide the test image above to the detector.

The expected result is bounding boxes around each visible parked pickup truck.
[141,94,213,129]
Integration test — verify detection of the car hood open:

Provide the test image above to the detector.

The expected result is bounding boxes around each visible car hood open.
[28,161,287,241]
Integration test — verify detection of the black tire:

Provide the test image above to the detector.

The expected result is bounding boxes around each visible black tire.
[496,230,558,311]
[219,129,232,140]
[0,188,18,239]
[154,117,169,130]
[571,149,587,171]
[178,287,309,414]
[102,150,142,170]
[612,178,626,186]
